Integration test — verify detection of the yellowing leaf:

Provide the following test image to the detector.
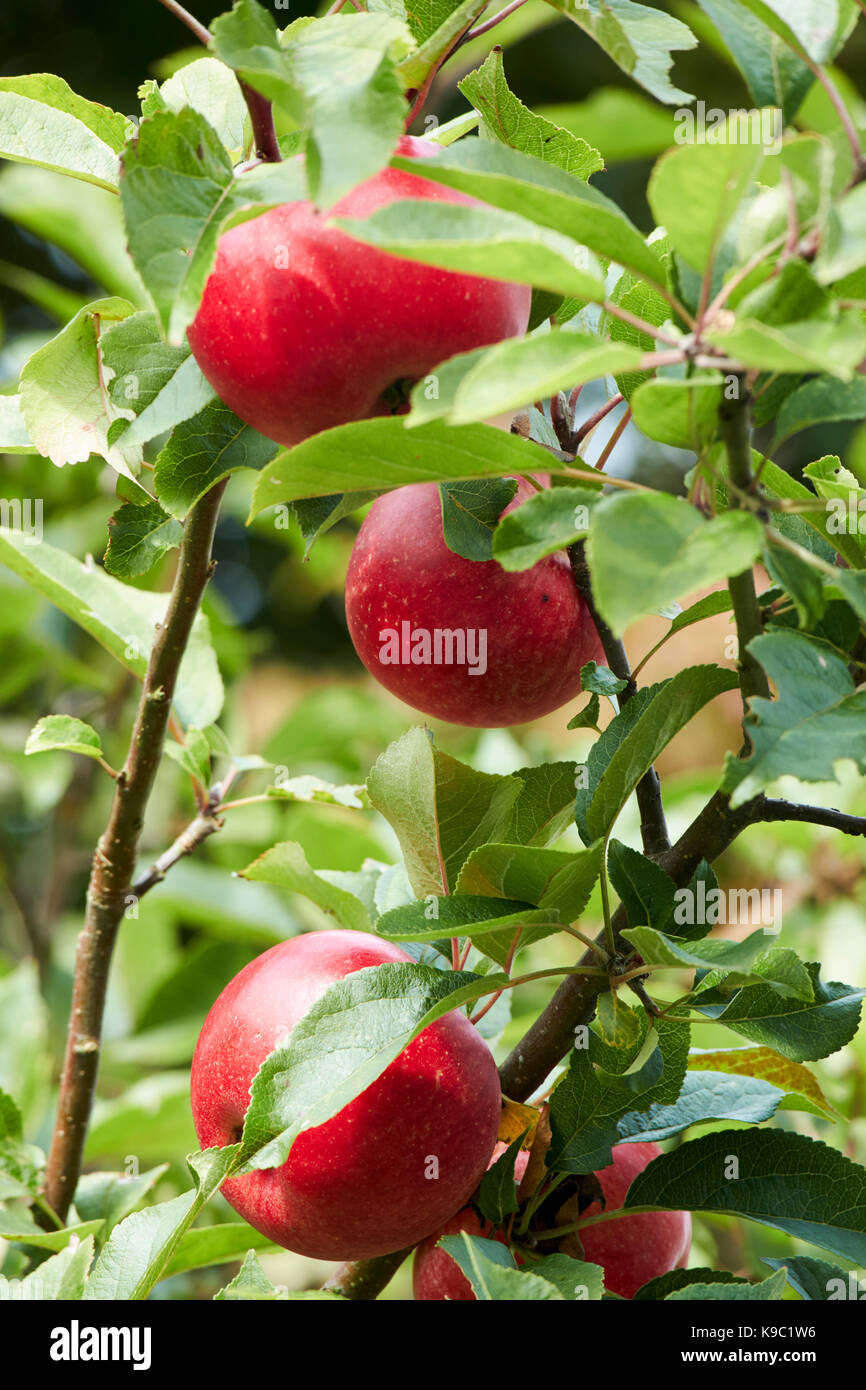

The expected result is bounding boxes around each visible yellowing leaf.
[499,1098,540,1148]
[688,1047,834,1117]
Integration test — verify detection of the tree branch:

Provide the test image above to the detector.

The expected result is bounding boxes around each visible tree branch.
[324,1247,409,1300]
[758,799,866,837]
[719,388,772,714]
[40,479,228,1223]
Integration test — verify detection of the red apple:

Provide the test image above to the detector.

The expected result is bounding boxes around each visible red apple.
[190,929,501,1261]
[577,1141,692,1299]
[187,136,531,446]
[414,1141,691,1300]
[344,478,603,726]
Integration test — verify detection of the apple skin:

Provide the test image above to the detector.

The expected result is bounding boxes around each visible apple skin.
[577,1141,692,1299]
[190,929,502,1261]
[186,136,531,446]
[344,478,603,726]
[414,1141,691,1300]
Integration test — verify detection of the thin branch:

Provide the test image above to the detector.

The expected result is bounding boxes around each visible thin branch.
[40,479,228,1224]
[573,393,624,450]
[804,55,866,186]
[568,545,670,859]
[130,798,224,900]
[593,405,632,471]
[718,388,772,713]
[463,0,529,43]
[758,799,866,837]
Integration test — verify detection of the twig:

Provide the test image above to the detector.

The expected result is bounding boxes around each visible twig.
[568,545,670,859]
[593,405,632,471]
[758,800,866,837]
[718,388,772,712]
[130,797,224,900]
[40,479,228,1223]
[462,0,529,43]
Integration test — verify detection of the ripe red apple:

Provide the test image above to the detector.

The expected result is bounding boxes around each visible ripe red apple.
[187,136,531,446]
[577,1141,691,1299]
[413,1141,691,1300]
[190,929,501,1261]
[344,478,603,726]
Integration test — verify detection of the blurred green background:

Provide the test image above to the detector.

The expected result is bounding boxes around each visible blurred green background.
[1,0,865,1299]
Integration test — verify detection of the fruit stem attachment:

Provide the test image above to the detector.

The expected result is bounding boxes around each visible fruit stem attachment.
[324,1247,410,1299]
[40,479,228,1225]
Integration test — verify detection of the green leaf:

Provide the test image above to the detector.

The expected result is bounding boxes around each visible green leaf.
[154,56,249,156]
[688,1046,834,1117]
[83,1146,240,1300]
[154,399,279,520]
[616,1068,785,1142]
[723,630,866,805]
[694,0,813,123]
[587,491,764,635]
[0,1235,94,1300]
[419,333,642,429]
[623,924,779,979]
[634,1267,750,1299]
[0,1212,102,1250]
[290,491,379,557]
[213,1248,346,1299]
[375,895,557,952]
[666,1269,789,1300]
[213,3,411,208]
[581,661,627,697]
[764,1254,857,1301]
[631,374,725,449]
[492,484,599,571]
[250,419,558,517]
[0,527,223,728]
[528,1252,605,1300]
[337,197,609,301]
[104,500,184,579]
[538,89,675,164]
[164,1222,279,1278]
[240,964,503,1170]
[24,714,103,762]
[816,183,866,284]
[101,309,216,451]
[477,1134,525,1225]
[163,726,211,791]
[266,775,366,809]
[366,727,523,898]
[389,137,667,287]
[734,0,853,64]
[458,49,603,179]
[648,131,762,271]
[575,666,738,843]
[775,378,866,445]
[624,1129,866,1264]
[548,1016,689,1171]
[759,456,865,571]
[438,1232,564,1300]
[607,839,676,930]
[121,106,305,342]
[0,394,35,454]
[545,0,697,105]
[456,841,604,938]
[0,75,129,189]
[499,761,583,846]
[701,963,864,1062]
[439,478,518,561]
[706,310,866,379]
[240,841,372,932]
[19,296,140,474]
[74,1165,170,1238]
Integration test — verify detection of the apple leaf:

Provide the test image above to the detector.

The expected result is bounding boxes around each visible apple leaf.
[666,1269,789,1300]
[0,527,223,728]
[74,1165,170,1238]
[19,296,140,475]
[163,1223,279,1279]
[337,196,608,302]
[688,1046,834,1117]
[0,75,130,189]
[455,840,604,942]
[697,963,864,1062]
[648,131,763,273]
[587,491,764,636]
[389,137,667,287]
[616,1069,789,1142]
[458,49,603,180]
[543,0,696,105]
[723,630,866,805]
[24,715,103,763]
[630,374,725,450]
[104,500,184,580]
[775,378,866,444]
[250,419,560,518]
[693,0,814,122]
[240,841,373,933]
[476,1134,525,1225]
[240,963,505,1171]
[102,310,216,451]
[499,761,583,846]
[623,1129,866,1264]
[214,1249,344,1300]
[439,477,518,561]
[153,399,279,520]
[366,726,523,898]
[733,0,854,64]
[634,1267,750,1299]
[574,666,739,844]
[83,1145,240,1301]
[438,1232,565,1299]
[705,311,866,379]
[150,56,249,157]
[492,485,601,571]
[375,895,559,957]
[0,1211,102,1251]
[397,0,485,88]
[763,1254,856,1301]
[0,1235,94,1301]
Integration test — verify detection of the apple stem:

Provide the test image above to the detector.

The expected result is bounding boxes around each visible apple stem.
[324,1247,411,1298]
[239,81,283,163]
[39,478,228,1225]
